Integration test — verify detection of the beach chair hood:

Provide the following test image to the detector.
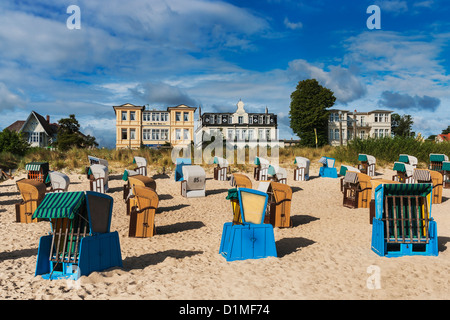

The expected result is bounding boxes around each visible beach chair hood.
[89,164,108,180]
[133,156,147,167]
[429,153,449,162]
[88,155,109,167]
[399,154,418,166]
[339,165,360,176]
[295,157,310,170]
[393,162,414,177]
[47,171,70,192]
[254,156,270,169]
[214,156,229,168]
[268,165,287,180]
[182,165,206,190]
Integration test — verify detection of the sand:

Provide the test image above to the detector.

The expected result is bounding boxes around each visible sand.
[1,163,450,300]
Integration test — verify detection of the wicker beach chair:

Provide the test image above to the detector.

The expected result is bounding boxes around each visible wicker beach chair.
[369,179,400,224]
[318,156,338,178]
[125,175,157,215]
[213,156,229,181]
[34,191,122,280]
[414,169,443,204]
[339,165,360,192]
[442,161,450,189]
[87,164,109,193]
[429,154,448,172]
[133,156,148,176]
[267,181,292,228]
[398,154,418,168]
[129,185,159,238]
[15,178,47,223]
[25,162,50,185]
[47,171,70,193]
[342,172,372,209]
[358,154,376,177]
[219,188,277,261]
[294,157,310,181]
[267,165,287,184]
[231,173,252,189]
[392,162,415,183]
[371,183,438,257]
[181,165,206,198]
[253,156,270,181]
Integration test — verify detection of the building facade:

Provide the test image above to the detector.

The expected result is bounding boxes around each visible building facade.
[113,103,196,149]
[6,111,58,148]
[195,100,278,147]
[328,109,392,146]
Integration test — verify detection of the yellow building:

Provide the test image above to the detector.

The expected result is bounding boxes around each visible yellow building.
[113,103,196,149]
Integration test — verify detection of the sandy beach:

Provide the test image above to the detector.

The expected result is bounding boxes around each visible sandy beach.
[1,163,450,300]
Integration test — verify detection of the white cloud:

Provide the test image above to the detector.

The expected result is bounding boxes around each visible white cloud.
[283,17,303,30]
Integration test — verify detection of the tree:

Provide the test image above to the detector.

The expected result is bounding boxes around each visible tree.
[55,114,98,151]
[289,79,336,147]
[441,126,450,135]
[391,113,414,137]
[0,129,30,156]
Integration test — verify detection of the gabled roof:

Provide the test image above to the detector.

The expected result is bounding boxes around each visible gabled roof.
[437,133,450,141]
[5,120,25,133]
[19,111,57,136]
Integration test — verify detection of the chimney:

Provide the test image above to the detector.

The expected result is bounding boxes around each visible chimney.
[46,115,50,123]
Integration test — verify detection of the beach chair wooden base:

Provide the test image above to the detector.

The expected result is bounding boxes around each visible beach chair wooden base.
[267,182,292,228]
[392,173,414,183]
[15,202,41,223]
[359,162,375,177]
[343,184,358,208]
[294,167,307,181]
[253,167,268,181]
[214,167,228,181]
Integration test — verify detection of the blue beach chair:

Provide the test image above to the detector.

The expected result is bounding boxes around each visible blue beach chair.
[371,183,438,257]
[219,188,277,261]
[318,157,338,178]
[34,191,122,280]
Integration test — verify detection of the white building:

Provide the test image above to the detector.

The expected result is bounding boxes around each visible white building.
[328,109,392,146]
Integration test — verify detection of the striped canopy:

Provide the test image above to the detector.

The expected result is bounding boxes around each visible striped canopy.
[32,191,85,220]
[25,162,49,172]
[443,161,450,171]
[383,183,432,197]
[339,165,360,176]
[429,153,449,162]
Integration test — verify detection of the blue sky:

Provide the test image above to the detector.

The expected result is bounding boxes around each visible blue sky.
[0,0,449,148]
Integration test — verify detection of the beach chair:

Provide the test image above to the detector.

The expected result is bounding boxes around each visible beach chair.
[213,156,229,181]
[181,165,206,198]
[369,179,400,224]
[371,183,438,257]
[342,172,372,209]
[133,156,147,176]
[358,154,376,177]
[175,158,191,182]
[294,157,310,181]
[231,173,252,189]
[267,165,287,184]
[129,185,159,238]
[87,164,109,193]
[318,156,338,178]
[267,181,292,228]
[414,169,443,204]
[88,155,109,167]
[26,162,50,185]
[429,153,448,172]
[398,154,418,168]
[253,156,270,181]
[122,169,139,200]
[47,171,70,193]
[219,188,277,261]
[442,161,450,189]
[339,165,360,192]
[392,162,415,183]
[15,179,46,223]
[125,175,157,215]
[34,191,122,280]
[226,188,242,225]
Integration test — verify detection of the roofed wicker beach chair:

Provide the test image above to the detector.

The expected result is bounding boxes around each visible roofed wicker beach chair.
[175,158,191,182]
[392,162,415,183]
[87,155,109,167]
[34,191,122,280]
[133,156,147,176]
[87,164,109,193]
[371,183,438,257]
[267,164,287,184]
[294,156,310,181]
[442,161,450,189]
[266,181,292,228]
[429,153,448,172]
[369,179,400,224]
[414,169,443,204]
[181,165,206,198]
[26,162,50,185]
[398,154,418,168]
[125,174,157,216]
[213,156,229,181]
[253,156,270,181]
[231,173,252,189]
[358,154,376,177]
[129,185,159,238]
[318,156,338,178]
[47,171,70,193]
[15,178,47,223]
[219,188,277,261]
[342,171,372,209]
[339,165,360,192]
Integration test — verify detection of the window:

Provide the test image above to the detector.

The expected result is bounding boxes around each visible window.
[248,129,254,141]
[143,129,150,140]
[330,129,334,140]
[334,129,340,140]
[130,129,136,140]
[379,129,384,138]
[228,129,234,140]
[143,112,150,122]
[360,130,365,139]
[176,129,181,140]
[184,112,189,122]
[121,128,127,140]
[161,129,169,140]
[176,112,181,122]
[130,111,136,121]
[266,129,271,141]
[374,129,378,138]
[258,129,264,140]
[360,116,365,126]
[161,113,168,122]
[259,116,263,124]
[183,129,190,140]
[238,116,243,124]
[385,129,389,137]
[121,111,127,121]
[29,132,41,143]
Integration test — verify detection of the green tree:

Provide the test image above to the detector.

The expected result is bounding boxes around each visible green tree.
[0,129,30,156]
[289,79,336,147]
[391,113,414,137]
[441,126,450,135]
[55,114,98,151]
